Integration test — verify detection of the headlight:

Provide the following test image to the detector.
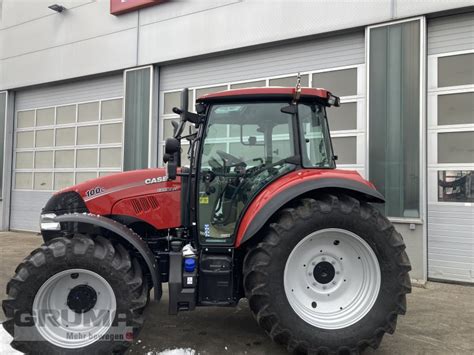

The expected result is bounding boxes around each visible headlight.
[40,213,60,231]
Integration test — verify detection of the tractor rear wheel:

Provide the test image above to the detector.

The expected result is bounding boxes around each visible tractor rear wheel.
[243,194,411,354]
[2,235,148,354]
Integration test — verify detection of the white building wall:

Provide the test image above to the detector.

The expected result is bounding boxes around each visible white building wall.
[0,0,472,90]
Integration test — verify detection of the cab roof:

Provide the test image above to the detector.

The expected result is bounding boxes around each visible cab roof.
[197,87,337,106]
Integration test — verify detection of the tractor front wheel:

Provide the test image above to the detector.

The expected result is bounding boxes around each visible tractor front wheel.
[243,194,411,354]
[2,235,148,354]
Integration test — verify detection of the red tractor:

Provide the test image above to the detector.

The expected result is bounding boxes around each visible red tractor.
[2,86,411,354]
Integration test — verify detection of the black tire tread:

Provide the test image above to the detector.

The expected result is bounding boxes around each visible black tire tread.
[243,194,411,354]
[2,234,149,355]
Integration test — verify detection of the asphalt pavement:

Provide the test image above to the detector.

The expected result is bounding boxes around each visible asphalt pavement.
[0,232,473,354]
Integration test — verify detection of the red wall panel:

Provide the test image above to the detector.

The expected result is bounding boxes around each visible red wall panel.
[110,0,167,16]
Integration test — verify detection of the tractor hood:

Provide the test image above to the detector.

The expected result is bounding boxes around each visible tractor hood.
[42,168,182,230]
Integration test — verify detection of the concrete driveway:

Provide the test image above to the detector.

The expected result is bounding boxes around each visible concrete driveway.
[1,232,473,354]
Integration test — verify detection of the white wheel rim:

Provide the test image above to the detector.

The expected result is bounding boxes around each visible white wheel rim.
[33,268,116,349]
[284,228,381,330]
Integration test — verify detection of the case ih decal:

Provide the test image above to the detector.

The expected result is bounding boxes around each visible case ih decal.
[145,176,169,184]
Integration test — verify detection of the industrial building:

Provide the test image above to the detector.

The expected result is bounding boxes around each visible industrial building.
[0,0,473,284]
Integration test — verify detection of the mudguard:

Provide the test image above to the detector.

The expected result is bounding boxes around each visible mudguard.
[235,169,385,247]
[53,213,162,300]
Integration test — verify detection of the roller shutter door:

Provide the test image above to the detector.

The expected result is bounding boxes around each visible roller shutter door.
[159,31,367,176]
[11,74,124,231]
[427,12,474,283]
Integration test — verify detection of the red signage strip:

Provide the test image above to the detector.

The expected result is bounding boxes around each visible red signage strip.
[110,0,167,16]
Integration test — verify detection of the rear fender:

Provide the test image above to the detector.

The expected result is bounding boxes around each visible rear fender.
[53,213,162,300]
[235,171,384,247]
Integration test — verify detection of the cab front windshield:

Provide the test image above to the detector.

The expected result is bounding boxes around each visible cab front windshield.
[198,101,333,243]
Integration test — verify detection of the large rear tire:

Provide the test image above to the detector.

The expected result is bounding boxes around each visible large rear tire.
[243,194,411,354]
[2,235,149,354]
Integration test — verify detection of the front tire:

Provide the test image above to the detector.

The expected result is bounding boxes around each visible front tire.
[243,194,411,354]
[2,235,148,354]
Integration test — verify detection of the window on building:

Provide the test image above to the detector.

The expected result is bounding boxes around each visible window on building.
[438,171,474,202]
[230,80,266,89]
[327,102,357,131]
[312,69,357,96]
[196,86,227,100]
[428,50,474,207]
[438,131,474,164]
[13,97,123,191]
[438,92,474,126]
[269,75,309,87]
[0,92,6,199]
[437,53,474,88]
[429,50,474,207]
[163,92,181,115]
[124,66,152,171]
[368,19,422,218]
[333,137,357,164]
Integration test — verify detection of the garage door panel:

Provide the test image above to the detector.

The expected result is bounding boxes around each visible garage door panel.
[160,32,364,91]
[428,253,473,264]
[10,191,51,231]
[429,230,474,239]
[429,247,474,258]
[429,240,473,252]
[11,74,123,231]
[428,260,472,275]
[428,266,473,283]
[428,210,474,220]
[427,216,474,226]
[428,223,474,234]
[427,12,474,283]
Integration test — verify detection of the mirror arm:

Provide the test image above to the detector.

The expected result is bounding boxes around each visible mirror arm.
[172,107,203,125]
[184,112,203,125]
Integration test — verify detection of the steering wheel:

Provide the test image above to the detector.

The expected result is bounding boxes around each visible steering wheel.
[216,150,246,168]
[245,157,291,177]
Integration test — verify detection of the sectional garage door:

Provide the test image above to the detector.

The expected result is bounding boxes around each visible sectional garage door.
[11,74,124,231]
[159,31,368,177]
[427,12,474,283]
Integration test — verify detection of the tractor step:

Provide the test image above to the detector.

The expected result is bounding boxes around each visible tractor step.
[198,248,235,306]
[168,250,196,315]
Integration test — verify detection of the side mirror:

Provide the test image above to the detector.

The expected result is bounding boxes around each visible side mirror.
[164,138,180,180]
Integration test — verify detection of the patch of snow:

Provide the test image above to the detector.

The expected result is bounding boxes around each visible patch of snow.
[0,325,22,355]
[148,348,196,355]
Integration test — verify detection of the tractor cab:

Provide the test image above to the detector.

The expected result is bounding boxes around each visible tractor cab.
[165,86,340,246]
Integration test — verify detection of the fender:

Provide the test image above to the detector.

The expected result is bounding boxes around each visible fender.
[235,169,385,247]
[54,213,162,300]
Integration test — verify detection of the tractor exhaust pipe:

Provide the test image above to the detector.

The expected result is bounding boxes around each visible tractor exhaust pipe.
[181,88,189,113]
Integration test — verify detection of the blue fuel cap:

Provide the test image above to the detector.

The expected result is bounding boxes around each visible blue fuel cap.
[184,258,196,272]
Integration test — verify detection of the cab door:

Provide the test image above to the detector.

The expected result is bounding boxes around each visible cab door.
[197,102,297,245]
